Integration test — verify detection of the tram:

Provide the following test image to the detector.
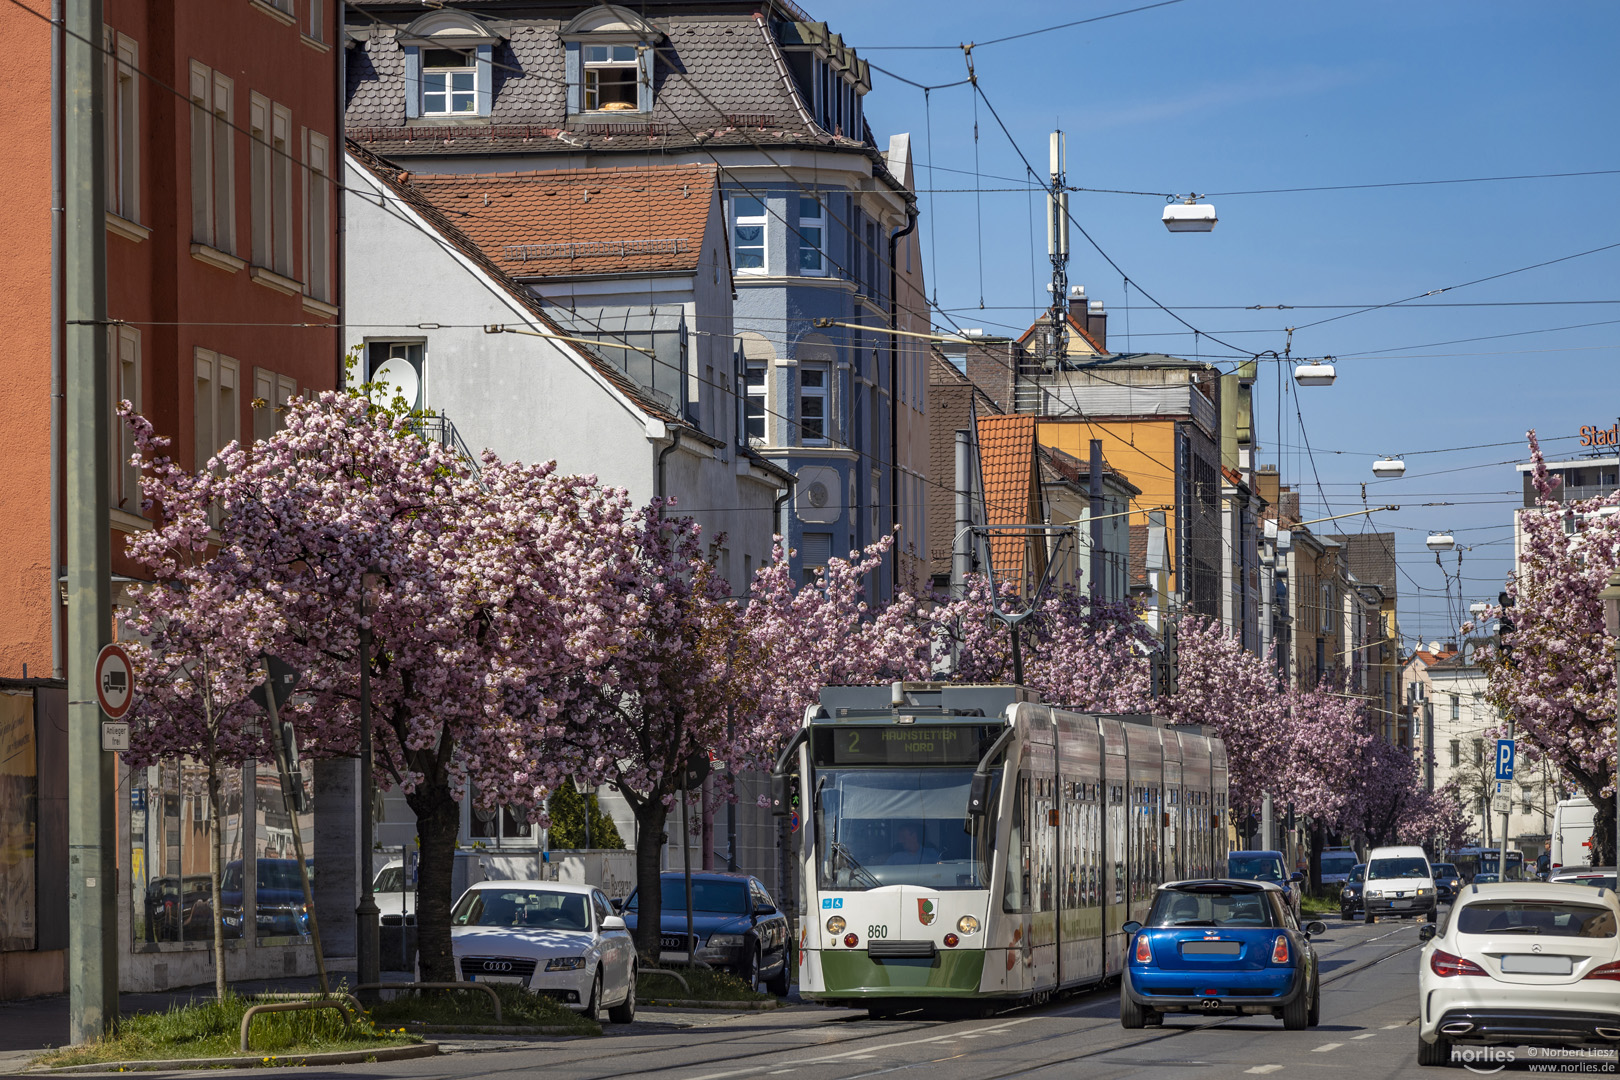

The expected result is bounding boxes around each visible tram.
[771,682,1230,1015]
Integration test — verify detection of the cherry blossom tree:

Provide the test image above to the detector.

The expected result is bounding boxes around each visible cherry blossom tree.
[930,578,1153,712]
[121,390,643,981]
[1477,431,1618,865]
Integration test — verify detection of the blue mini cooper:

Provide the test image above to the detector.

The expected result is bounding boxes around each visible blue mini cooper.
[1120,879,1327,1030]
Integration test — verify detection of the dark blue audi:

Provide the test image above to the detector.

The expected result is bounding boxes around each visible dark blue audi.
[1120,879,1327,1030]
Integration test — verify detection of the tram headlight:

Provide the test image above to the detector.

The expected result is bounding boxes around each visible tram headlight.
[826,916,846,935]
[956,915,980,935]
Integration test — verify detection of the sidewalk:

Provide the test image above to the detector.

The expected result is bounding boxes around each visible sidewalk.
[0,967,416,1072]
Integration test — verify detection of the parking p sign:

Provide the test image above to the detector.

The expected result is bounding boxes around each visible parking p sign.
[1494,738,1515,783]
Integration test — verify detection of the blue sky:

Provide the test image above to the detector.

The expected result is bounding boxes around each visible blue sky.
[813,0,1619,649]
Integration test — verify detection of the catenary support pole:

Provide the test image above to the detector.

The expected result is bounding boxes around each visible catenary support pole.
[953,431,972,599]
[1088,440,1104,595]
[1499,718,1514,879]
[356,605,380,1000]
[65,0,116,1044]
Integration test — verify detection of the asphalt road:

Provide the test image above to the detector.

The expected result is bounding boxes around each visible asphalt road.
[52,913,1493,1079]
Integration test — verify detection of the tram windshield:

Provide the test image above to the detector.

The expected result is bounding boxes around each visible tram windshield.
[815,768,989,891]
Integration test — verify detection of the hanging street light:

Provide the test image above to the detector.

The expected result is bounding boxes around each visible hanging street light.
[1293,361,1337,387]
[1426,532,1457,553]
[1372,457,1407,478]
[1162,195,1217,233]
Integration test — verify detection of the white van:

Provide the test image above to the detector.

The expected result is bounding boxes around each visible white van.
[1551,797,1596,869]
[1361,845,1436,923]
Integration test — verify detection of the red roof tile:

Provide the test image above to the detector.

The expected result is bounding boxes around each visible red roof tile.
[403,164,720,279]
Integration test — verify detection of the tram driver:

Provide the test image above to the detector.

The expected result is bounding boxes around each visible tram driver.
[887,823,942,865]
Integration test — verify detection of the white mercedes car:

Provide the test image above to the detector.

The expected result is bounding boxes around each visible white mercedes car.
[1416,882,1620,1066]
[450,881,637,1023]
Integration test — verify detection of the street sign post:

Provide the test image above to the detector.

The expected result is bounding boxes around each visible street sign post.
[94,643,134,720]
[1494,739,1516,783]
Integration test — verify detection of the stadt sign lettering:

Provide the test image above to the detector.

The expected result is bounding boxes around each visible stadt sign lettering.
[1578,422,1618,448]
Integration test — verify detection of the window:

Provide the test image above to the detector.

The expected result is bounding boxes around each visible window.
[798,365,828,444]
[583,43,638,110]
[1449,739,1460,768]
[306,0,323,42]
[1450,694,1460,722]
[423,48,477,115]
[744,360,766,441]
[106,32,139,223]
[189,63,234,253]
[303,131,331,302]
[732,195,766,273]
[109,326,140,510]
[797,196,825,275]
[366,341,425,411]
[253,368,298,442]
[801,532,832,585]
[1472,738,1484,767]
[194,349,239,472]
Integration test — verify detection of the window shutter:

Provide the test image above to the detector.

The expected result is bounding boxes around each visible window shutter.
[475,44,493,117]
[564,41,580,115]
[637,45,654,113]
[404,46,421,119]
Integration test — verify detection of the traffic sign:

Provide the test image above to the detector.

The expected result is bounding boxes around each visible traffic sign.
[100,721,130,752]
[1494,739,1515,782]
[94,643,135,719]
[1492,794,1512,814]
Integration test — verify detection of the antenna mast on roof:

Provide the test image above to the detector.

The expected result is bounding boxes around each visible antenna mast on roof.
[1046,130,1070,364]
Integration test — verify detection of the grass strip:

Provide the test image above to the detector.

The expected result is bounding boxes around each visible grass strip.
[33,993,418,1069]
[368,982,599,1035]
[641,966,771,1003]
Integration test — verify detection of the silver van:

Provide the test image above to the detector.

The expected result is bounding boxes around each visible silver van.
[1361,845,1436,922]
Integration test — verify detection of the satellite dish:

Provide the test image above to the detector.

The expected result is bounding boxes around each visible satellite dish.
[372,357,420,409]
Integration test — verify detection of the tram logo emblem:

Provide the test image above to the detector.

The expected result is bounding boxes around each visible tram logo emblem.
[917,899,937,926]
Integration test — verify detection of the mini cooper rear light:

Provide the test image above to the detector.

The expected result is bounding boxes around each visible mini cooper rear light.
[1430,949,1488,978]
[1583,961,1620,982]
[1271,936,1289,965]
[1135,935,1152,964]
[843,932,859,948]
[943,933,960,948]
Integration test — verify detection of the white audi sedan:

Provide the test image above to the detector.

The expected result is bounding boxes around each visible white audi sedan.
[1416,882,1620,1066]
[449,881,637,1023]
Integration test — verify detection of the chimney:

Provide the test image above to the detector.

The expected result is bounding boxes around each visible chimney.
[1085,298,1107,352]
[1442,639,1457,655]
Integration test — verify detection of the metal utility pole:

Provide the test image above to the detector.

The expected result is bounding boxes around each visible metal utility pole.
[1045,131,1070,363]
[952,431,972,599]
[65,0,117,1043]
[1088,440,1104,595]
[1498,716,1514,881]
[356,590,380,1000]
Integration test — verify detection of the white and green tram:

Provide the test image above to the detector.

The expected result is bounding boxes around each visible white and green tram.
[772,683,1229,1015]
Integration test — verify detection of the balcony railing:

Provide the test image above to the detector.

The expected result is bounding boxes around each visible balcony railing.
[405,415,481,476]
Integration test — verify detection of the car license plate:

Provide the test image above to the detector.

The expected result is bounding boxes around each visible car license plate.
[1394,900,1412,908]
[1181,941,1241,956]
[1500,954,1573,975]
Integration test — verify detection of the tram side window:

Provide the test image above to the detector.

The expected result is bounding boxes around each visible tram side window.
[1036,776,1054,912]
[1110,784,1125,905]
[1003,774,1029,913]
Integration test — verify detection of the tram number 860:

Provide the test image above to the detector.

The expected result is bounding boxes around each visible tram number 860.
[867,925,888,939]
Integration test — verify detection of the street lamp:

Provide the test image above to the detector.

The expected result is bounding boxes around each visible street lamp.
[1162,195,1217,233]
[1372,457,1407,479]
[1598,566,1620,869]
[356,564,386,1000]
[1293,361,1336,387]
[1426,532,1457,553]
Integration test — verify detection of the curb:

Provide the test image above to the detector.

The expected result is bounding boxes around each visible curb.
[642,999,782,1011]
[403,1024,592,1036]
[26,1041,441,1073]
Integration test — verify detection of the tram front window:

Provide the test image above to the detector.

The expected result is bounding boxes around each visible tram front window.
[816,768,989,891]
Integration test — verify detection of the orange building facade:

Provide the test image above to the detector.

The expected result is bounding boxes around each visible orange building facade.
[0,0,341,998]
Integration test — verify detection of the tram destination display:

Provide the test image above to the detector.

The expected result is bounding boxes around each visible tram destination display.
[816,725,989,766]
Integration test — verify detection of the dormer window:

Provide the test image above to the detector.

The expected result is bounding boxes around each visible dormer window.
[422,49,477,115]
[584,44,639,111]
[399,10,500,121]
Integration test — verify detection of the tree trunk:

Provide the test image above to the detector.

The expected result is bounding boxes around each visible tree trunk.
[207,756,228,1000]
[1590,792,1616,867]
[1308,820,1325,896]
[406,779,462,983]
[632,800,668,959]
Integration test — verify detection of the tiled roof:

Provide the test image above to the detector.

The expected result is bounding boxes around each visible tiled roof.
[1327,532,1398,598]
[401,164,718,278]
[346,141,683,427]
[977,414,1038,585]
[343,13,898,179]
[1038,443,1140,496]
[1016,307,1106,356]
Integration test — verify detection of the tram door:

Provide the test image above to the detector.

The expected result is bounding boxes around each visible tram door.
[1100,718,1129,976]
[1056,713,1103,988]
[1161,730,1184,883]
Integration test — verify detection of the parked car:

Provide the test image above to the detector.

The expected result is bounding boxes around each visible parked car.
[1227,850,1305,921]
[1363,845,1437,923]
[1320,847,1360,891]
[620,872,791,996]
[1120,879,1327,1030]
[1340,864,1368,921]
[373,861,416,925]
[1472,873,1501,885]
[1549,866,1617,890]
[219,858,312,939]
[1416,881,1620,1066]
[1431,862,1464,904]
[449,881,636,1023]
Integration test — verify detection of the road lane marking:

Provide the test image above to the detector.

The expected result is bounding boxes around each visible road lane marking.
[1383,1023,1404,1029]
[1312,1043,1344,1052]
[1353,1033,1378,1039]
[1245,1067,1284,1075]
[682,1016,1041,1080]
